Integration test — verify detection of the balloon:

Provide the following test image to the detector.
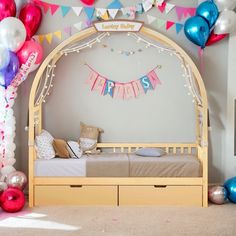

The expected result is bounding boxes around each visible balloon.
[0,17,26,52]
[0,0,16,21]
[224,176,236,203]
[80,0,95,6]
[214,10,236,34]
[0,188,25,213]
[15,0,28,15]
[206,31,228,46]
[0,44,10,70]
[1,52,19,88]
[196,1,219,28]
[19,3,42,39]
[208,185,227,204]
[214,0,236,11]
[17,40,43,70]
[6,171,27,190]
[184,16,210,48]
[0,181,7,192]
[0,165,16,177]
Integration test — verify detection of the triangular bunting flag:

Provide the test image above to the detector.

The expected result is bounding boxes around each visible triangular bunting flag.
[147,15,156,24]
[175,6,185,21]
[158,2,166,13]
[64,26,72,36]
[156,0,165,6]
[166,21,175,30]
[84,7,95,20]
[157,18,166,28]
[165,3,175,14]
[61,6,71,17]
[45,33,53,44]
[96,8,109,20]
[50,4,59,15]
[54,31,62,40]
[73,22,83,31]
[40,1,50,14]
[187,8,196,17]
[107,9,119,19]
[175,23,183,34]
[107,0,123,9]
[142,0,154,12]
[38,35,45,44]
[72,7,83,16]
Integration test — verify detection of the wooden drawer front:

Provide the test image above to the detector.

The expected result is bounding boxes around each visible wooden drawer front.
[35,185,117,205]
[119,185,202,206]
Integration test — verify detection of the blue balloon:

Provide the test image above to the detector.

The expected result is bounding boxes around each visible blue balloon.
[196,1,219,28]
[224,176,236,203]
[184,16,210,48]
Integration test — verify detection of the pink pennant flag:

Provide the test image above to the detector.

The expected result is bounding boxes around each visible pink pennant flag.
[40,1,50,14]
[124,83,135,100]
[50,4,59,15]
[166,21,175,30]
[187,7,196,17]
[113,83,124,99]
[64,26,72,36]
[157,2,166,13]
[132,80,144,97]
[93,76,106,94]
[147,70,161,89]
[175,6,185,21]
[86,71,98,89]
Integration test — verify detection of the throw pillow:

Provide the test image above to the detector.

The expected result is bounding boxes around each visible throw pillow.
[135,148,166,157]
[53,139,70,158]
[66,141,83,158]
[35,130,55,159]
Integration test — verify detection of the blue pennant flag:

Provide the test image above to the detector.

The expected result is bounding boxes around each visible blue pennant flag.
[140,76,153,93]
[84,7,95,20]
[104,80,115,97]
[107,0,123,9]
[61,6,71,17]
[175,23,183,34]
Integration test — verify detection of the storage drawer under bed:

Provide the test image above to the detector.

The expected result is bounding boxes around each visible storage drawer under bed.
[119,185,202,206]
[34,185,117,205]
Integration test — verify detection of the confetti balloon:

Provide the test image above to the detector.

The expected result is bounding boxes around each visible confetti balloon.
[208,185,227,204]
[0,188,25,213]
[224,176,236,203]
[6,171,27,190]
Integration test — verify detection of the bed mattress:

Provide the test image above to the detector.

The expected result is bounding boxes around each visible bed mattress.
[34,153,202,177]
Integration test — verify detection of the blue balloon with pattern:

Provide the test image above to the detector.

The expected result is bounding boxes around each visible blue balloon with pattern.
[224,176,236,203]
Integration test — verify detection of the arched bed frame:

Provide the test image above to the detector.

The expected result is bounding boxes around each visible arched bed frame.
[28,21,208,207]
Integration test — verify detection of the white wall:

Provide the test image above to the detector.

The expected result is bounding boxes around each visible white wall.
[14,0,229,183]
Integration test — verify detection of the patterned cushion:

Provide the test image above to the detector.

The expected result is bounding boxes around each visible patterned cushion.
[35,130,55,159]
[79,138,97,152]
[66,141,83,158]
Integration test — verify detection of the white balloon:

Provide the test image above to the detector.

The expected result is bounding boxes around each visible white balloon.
[0,165,16,177]
[214,10,236,34]
[0,17,26,52]
[214,0,236,11]
[0,44,10,71]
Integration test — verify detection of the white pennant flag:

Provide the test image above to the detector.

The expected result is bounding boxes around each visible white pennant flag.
[74,22,83,31]
[72,7,83,16]
[142,0,154,12]
[96,8,107,16]
[107,9,119,19]
[165,3,175,14]
[147,15,156,24]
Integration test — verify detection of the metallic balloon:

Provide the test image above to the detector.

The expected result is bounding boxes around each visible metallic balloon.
[214,0,236,11]
[214,10,236,34]
[197,1,219,28]
[184,16,210,48]
[206,31,228,46]
[6,171,27,190]
[0,181,7,192]
[0,0,16,21]
[208,185,227,204]
[0,17,26,52]
[224,176,236,203]
[0,44,10,70]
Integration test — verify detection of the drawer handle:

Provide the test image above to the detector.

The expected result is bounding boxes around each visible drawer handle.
[70,185,83,188]
[154,185,167,188]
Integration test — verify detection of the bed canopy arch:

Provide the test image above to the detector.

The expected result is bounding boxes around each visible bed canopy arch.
[28,20,208,207]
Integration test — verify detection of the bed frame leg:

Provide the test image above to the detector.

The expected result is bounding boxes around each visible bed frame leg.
[202,184,208,207]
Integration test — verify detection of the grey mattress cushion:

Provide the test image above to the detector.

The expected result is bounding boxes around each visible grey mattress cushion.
[135,147,166,157]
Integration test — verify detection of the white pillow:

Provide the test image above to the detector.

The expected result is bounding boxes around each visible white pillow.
[79,138,97,151]
[35,130,55,159]
[66,141,83,158]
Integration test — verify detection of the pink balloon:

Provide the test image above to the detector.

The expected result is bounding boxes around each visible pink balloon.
[19,3,42,39]
[0,0,16,21]
[80,0,95,6]
[17,40,43,69]
[206,31,228,46]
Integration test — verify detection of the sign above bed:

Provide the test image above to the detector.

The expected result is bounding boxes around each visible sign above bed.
[93,20,144,32]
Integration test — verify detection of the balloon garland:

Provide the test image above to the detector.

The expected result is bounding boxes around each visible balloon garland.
[0,0,43,213]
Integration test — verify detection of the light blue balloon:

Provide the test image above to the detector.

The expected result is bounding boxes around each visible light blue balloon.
[197,1,219,28]
[224,176,236,203]
[0,44,10,71]
[184,16,210,48]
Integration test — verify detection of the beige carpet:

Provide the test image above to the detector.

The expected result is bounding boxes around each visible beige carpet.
[0,203,236,236]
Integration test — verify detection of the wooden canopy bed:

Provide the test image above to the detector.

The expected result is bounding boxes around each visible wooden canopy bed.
[28,20,208,207]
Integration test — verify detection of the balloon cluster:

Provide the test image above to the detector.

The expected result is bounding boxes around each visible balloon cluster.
[0,1,43,181]
[0,171,27,213]
[184,0,236,48]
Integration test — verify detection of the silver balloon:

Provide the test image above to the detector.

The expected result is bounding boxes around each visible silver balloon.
[214,0,236,11]
[208,185,227,204]
[214,10,236,34]
[0,181,7,192]
[15,0,28,15]
[0,44,10,70]
[6,171,27,190]
[0,17,26,52]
